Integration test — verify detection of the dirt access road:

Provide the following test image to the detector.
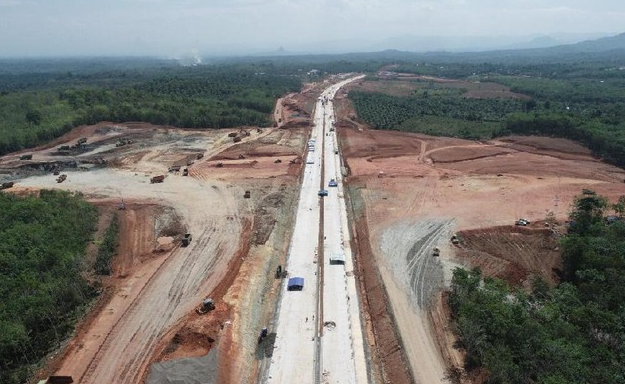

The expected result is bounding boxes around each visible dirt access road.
[334,87,625,382]
[0,122,311,384]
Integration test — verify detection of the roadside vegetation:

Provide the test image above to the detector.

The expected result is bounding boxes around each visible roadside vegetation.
[0,190,99,384]
[0,63,302,155]
[449,190,625,383]
[95,214,119,275]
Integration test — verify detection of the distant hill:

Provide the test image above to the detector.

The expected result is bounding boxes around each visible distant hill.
[533,32,625,54]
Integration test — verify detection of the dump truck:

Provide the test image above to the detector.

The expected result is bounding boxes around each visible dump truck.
[196,298,215,315]
[451,234,458,243]
[56,174,67,183]
[150,175,165,184]
[77,138,87,145]
[182,168,189,176]
[182,233,192,247]
[233,136,242,143]
[244,190,251,199]
[432,247,440,257]
[228,132,238,138]
[196,153,204,160]
[20,154,33,160]
[1,182,14,190]
[169,165,181,173]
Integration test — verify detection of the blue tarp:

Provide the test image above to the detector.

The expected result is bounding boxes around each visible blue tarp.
[287,277,304,290]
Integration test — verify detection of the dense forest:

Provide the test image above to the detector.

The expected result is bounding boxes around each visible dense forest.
[449,191,625,383]
[0,191,99,384]
[0,63,302,155]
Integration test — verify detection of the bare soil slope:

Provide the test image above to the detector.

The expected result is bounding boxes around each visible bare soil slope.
[1,122,308,384]
[338,116,625,383]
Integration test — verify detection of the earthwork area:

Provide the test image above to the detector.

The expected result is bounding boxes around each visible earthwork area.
[3,75,625,384]
[0,118,311,383]
[335,112,625,382]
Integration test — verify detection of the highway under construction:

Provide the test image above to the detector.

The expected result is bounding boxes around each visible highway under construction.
[263,75,368,384]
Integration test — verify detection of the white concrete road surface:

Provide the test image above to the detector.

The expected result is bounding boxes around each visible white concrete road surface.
[265,75,367,384]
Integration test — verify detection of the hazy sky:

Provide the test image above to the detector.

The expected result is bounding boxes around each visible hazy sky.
[0,0,623,57]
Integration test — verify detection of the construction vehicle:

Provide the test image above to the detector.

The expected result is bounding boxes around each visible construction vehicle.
[182,168,189,176]
[258,327,268,344]
[228,132,238,138]
[169,165,181,173]
[20,154,33,160]
[233,136,242,143]
[275,265,287,279]
[451,234,459,245]
[196,298,215,315]
[432,247,440,257]
[77,138,87,145]
[116,139,132,147]
[182,233,192,247]
[515,218,530,226]
[1,182,14,190]
[244,190,251,199]
[57,145,70,151]
[150,175,165,184]
[56,174,67,183]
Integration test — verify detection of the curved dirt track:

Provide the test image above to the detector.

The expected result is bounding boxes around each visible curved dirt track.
[0,122,308,384]
[338,124,625,383]
[20,169,243,384]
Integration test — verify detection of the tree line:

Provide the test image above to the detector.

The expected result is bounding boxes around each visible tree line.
[0,64,302,156]
[349,61,625,168]
[0,190,99,384]
[449,191,625,383]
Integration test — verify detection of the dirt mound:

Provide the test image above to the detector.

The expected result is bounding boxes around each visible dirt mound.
[428,146,515,163]
[454,225,562,286]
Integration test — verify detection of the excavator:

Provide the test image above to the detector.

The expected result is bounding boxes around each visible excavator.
[196,298,215,315]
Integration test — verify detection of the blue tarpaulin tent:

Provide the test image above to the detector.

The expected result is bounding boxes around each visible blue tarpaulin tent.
[287,277,304,291]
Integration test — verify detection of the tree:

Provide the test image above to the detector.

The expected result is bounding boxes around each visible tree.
[25,109,41,126]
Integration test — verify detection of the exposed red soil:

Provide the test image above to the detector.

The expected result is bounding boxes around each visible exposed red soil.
[346,187,415,384]
[144,218,253,380]
[454,225,562,287]
[335,87,625,383]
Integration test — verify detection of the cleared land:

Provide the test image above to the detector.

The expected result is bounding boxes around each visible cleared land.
[336,93,625,383]
[0,119,312,383]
